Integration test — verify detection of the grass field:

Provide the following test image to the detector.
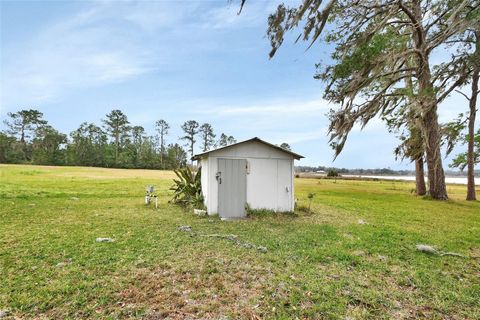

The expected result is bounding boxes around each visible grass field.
[1,164,479,319]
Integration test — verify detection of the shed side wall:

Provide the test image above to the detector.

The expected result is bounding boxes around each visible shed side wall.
[200,158,209,208]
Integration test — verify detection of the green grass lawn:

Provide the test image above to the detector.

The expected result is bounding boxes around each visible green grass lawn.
[1,164,479,319]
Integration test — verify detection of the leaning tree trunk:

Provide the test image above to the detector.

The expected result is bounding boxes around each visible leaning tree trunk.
[466,48,479,200]
[415,157,427,196]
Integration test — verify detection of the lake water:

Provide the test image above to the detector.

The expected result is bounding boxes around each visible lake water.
[343,175,479,185]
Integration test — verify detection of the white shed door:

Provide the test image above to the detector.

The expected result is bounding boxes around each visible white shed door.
[277,159,292,211]
[217,158,247,219]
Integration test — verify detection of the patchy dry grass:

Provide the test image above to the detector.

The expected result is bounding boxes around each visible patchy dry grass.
[0,164,479,319]
[118,253,269,319]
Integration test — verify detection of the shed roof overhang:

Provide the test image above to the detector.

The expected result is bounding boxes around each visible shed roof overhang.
[192,137,305,161]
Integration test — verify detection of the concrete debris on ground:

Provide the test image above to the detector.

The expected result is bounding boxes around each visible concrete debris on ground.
[257,246,268,253]
[358,219,366,225]
[193,209,207,216]
[56,258,73,268]
[96,237,115,243]
[70,197,80,201]
[0,310,9,319]
[416,244,466,258]
[178,226,267,253]
[416,244,437,254]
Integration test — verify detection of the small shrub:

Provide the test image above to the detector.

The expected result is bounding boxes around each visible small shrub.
[170,167,204,208]
[307,192,315,211]
[327,169,339,177]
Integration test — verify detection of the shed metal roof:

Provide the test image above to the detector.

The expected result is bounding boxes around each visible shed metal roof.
[192,137,304,161]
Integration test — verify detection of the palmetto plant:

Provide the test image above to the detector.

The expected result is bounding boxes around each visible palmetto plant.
[307,192,315,212]
[170,167,204,208]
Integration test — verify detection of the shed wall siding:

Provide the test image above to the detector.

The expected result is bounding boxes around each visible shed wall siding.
[276,159,293,211]
[200,158,209,208]
[247,158,277,210]
[205,157,294,215]
[199,140,296,215]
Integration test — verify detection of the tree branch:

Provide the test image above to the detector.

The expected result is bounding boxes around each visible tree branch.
[455,89,471,101]
[437,74,470,103]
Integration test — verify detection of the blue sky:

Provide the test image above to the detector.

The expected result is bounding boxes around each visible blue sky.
[0,0,474,169]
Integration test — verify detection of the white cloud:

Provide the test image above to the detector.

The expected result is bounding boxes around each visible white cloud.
[265,128,328,144]
[202,1,280,29]
[171,96,333,150]
[122,1,203,32]
[0,1,196,111]
[201,97,332,116]
[0,0,281,112]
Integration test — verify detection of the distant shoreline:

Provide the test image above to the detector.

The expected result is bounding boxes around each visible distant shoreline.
[298,173,480,186]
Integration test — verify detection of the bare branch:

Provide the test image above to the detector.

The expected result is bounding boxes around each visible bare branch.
[455,89,472,101]
[237,0,246,15]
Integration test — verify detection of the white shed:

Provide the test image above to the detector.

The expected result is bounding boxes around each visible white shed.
[192,137,304,219]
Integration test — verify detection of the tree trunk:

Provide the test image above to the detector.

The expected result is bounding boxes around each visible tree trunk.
[415,157,427,196]
[466,39,479,200]
[422,106,448,199]
[411,1,448,200]
[114,131,119,164]
[190,139,194,163]
[405,66,426,196]
[160,134,164,168]
[20,126,25,144]
[115,141,118,163]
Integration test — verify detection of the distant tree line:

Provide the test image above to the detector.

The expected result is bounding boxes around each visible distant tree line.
[295,166,479,177]
[0,109,237,169]
[296,166,414,176]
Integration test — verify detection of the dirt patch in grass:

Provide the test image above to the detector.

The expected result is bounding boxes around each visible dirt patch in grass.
[117,255,272,319]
